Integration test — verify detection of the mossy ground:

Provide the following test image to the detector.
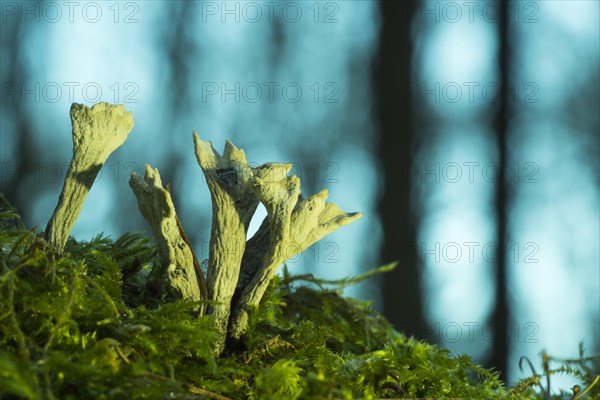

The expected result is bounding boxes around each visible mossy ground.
[0,200,598,399]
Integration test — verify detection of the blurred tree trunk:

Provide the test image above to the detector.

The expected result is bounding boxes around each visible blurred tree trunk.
[490,0,511,381]
[0,5,40,225]
[375,1,427,340]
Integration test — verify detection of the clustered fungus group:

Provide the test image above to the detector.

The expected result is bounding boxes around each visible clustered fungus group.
[44,102,362,354]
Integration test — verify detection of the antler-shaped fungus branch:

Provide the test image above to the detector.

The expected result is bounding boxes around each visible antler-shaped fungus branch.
[129,164,206,304]
[193,132,260,353]
[45,102,134,255]
[228,168,362,340]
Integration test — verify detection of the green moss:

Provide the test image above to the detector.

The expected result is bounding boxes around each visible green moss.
[0,198,598,399]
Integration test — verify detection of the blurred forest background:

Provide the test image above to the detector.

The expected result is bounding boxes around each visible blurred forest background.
[1,0,598,388]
